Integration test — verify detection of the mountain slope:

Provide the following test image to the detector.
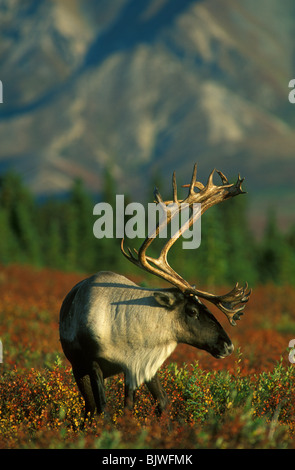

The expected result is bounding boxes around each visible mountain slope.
[0,0,294,229]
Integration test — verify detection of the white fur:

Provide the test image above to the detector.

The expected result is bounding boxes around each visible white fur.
[60,271,179,390]
[125,342,177,389]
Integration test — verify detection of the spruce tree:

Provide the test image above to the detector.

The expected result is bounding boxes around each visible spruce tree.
[0,171,42,265]
[219,194,257,286]
[94,167,124,273]
[69,178,96,272]
[45,218,63,269]
[0,207,20,263]
[257,207,294,284]
[63,202,79,271]
[196,206,228,288]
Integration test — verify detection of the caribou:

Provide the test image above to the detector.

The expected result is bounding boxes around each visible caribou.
[59,164,251,421]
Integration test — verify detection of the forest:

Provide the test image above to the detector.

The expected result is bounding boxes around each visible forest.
[0,169,295,288]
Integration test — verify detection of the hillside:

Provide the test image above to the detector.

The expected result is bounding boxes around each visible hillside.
[0,0,294,231]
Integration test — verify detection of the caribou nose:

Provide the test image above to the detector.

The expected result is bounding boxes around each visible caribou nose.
[218,342,234,358]
[223,342,234,357]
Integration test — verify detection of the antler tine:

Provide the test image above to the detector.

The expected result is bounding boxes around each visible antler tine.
[172,171,178,203]
[167,164,198,205]
[154,187,164,204]
[121,239,140,266]
[216,170,229,185]
[237,173,246,194]
[206,168,216,188]
[189,163,198,196]
[216,283,252,326]
[185,281,251,326]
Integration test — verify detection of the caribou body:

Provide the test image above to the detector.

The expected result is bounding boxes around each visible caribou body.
[60,271,233,416]
[59,164,251,420]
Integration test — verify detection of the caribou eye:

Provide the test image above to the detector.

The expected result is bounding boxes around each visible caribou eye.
[185,304,199,318]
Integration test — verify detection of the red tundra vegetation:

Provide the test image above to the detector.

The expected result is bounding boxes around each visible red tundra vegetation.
[1,264,295,449]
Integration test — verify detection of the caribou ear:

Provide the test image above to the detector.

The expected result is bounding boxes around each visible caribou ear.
[153,291,183,309]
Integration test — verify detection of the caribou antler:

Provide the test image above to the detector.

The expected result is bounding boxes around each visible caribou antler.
[121,164,251,326]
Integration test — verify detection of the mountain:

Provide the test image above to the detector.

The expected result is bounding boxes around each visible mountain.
[0,0,294,233]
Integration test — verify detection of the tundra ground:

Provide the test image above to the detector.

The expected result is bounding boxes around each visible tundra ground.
[1,265,295,449]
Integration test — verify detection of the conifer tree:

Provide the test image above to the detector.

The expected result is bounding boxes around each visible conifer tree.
[196,206,228,288]
[94,167,125,273]
[257,207,294,284]
[63,202,79,271]
[0,207,20,263]
[0,171,42,265]
[220,195,257,285]
[14,201,42,265]
[286,223,295,284]
[68,178,96,272]
[45,218,63,269]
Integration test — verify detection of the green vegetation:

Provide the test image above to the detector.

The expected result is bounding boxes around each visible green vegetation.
[1,356,295,449]
[0,170,295,286]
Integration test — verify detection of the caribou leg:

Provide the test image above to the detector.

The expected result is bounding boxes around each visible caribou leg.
[124,376,136,410]
[90,360,106,415]
[146,373,169,416]
[72,363,96,425]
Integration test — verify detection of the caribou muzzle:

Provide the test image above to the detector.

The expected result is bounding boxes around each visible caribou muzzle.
[215,341,234,359]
